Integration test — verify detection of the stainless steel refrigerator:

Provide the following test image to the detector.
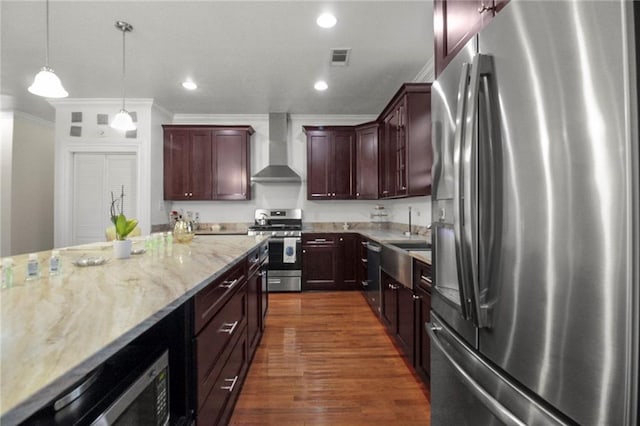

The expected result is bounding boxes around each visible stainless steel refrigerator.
[429,1,639,425]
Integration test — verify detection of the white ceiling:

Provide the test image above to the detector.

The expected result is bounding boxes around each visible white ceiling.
[1,1,433,122]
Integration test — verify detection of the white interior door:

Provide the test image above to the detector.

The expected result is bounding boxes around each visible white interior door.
[72,153,137,245]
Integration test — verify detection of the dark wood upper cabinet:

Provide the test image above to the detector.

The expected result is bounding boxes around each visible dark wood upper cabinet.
[355,122,379,200]
[164,128,213,200]
[379,83,432,199]
[212,128,252,200]
[163,125,253,201]
[303,126,356,200]
[434,0,510,77]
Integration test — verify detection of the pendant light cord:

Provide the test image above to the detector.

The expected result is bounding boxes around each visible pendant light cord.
[121,26,126,110]
[45,0,50,67]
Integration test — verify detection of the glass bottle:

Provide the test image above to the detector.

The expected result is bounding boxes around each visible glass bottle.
[2,258,14,289]
[49,249,62,276]
[25,253,41,281]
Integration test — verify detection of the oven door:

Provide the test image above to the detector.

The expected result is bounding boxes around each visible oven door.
[268,238,302,271]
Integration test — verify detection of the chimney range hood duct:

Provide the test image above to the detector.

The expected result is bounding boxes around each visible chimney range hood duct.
[251,112,302,183]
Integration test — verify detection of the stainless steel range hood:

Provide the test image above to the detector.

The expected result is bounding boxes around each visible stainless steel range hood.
[251,112,302,183]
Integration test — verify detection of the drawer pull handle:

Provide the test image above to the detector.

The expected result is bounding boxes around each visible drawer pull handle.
[361,241,368,247]
[314,238,327,242]
[361,258,368,263]
[219,320,239,335]
[221,375,239,392]
[420,275,432,284]
[220,278,238,289]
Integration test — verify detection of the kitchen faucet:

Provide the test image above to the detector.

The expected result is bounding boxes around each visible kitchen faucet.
[403,206,412,236]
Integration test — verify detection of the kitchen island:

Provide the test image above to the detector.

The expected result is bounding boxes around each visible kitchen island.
[0,235,266,425]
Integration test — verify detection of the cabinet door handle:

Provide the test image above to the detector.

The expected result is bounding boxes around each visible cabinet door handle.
[362,280,369,287]
[184,192,188,197]
[189,192,193,197]
[413,295,422,300]
[218,320,239,335]
[356,192,360,197]
[220,278,239,289]
[339,237,343,241]
[221,375,239,392]
[361,258,368,263]
[314,238,327,242]
[361,241,368,247]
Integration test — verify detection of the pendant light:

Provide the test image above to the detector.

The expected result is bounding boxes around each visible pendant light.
[28,0,68,98]
[111,21,136,131]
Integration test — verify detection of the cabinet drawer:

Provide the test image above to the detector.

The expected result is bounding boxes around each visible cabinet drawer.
[196,282,246,409]
[414,260,432,292]
[197,326,248,426]
[302,233,337,246]
[195,261,246,333]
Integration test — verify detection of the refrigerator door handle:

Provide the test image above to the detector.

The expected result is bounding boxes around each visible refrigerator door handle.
[452,62,473,320]
[462,53,494,328]
[427,321,526,426]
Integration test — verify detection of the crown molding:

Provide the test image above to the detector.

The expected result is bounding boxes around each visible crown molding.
[47,98,156,108]
[172,113,269,124]
[13,111,55,128]
[413,57,434,83]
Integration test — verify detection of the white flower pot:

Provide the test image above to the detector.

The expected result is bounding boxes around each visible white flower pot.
[113,239,132,259]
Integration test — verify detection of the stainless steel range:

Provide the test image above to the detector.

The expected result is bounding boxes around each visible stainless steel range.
[248,209,302,292]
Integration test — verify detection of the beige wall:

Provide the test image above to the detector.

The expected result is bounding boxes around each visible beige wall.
[10,114,55,255]
[0,112,14,256]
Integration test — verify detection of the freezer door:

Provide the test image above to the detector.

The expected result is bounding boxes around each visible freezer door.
[429,314,570,426]
[474,1,638,425]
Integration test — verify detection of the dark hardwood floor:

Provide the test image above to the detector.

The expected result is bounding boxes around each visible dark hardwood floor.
[229,291,431,425]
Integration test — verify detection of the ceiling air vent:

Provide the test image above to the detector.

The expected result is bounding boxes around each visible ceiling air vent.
[330,48,351,66]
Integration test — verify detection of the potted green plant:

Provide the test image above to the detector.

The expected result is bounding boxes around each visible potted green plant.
[110,186,138,259]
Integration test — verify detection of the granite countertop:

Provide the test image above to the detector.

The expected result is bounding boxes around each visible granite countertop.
[0,235,267,425]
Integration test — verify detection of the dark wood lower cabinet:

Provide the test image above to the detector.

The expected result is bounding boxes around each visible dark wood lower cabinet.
[191,249,265,425]
[197,325,248,426]
[339,233,358,290]
[302,234,339,290]
[302,233,361,291]
[246,251,262,357]
[381,271,415,362]
[396,284,416,365]
[414,285,431,385]
[381,272,397,329]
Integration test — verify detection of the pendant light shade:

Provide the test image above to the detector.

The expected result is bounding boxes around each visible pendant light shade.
[111,109,136,131]
[28,66,69,98]
[29,0,68,98]
[111,21,136,131]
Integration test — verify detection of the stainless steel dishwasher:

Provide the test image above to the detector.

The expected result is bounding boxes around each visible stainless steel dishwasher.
[365,242,382,316]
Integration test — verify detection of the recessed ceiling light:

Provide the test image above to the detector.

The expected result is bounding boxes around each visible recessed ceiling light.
[181,81,197,90]
[316,13,337,28]
[314,80,328,91]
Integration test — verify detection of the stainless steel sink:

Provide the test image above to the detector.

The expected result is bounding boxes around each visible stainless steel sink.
[381,240,431,289]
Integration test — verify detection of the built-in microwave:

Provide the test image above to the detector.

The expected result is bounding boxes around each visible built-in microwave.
[91,349,169,425]
[25,347,169,426]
